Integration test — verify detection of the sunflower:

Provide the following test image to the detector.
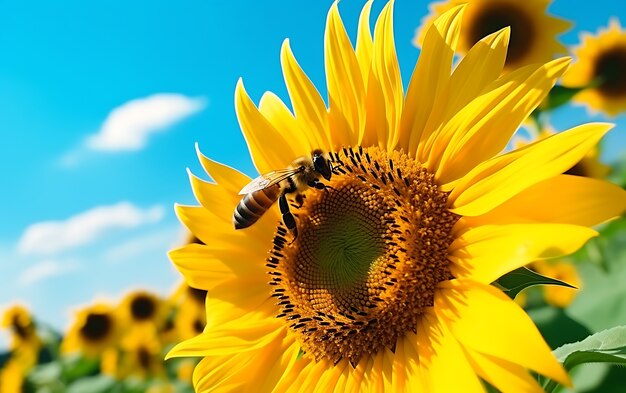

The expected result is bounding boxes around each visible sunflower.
[0,360,24,393]
[119,290,167,329]
[175,296,207,341]
[563,18,626,116]
[118,324,166,380]
[167,2,626,392]
[61,303,119,358]
[1,305,41,369]
[414,0,570,71]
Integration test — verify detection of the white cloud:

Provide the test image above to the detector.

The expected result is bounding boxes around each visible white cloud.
[17,202,165,255]
[103,227,182,264]
[18,260,80,286]
[87,93,206,151]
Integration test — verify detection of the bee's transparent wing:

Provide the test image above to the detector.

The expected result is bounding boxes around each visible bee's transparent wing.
[238,168,303,195]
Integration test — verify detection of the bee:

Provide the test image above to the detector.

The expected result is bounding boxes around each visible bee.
[233,149,333,239]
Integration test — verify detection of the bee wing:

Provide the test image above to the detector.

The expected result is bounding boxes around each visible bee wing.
[238,168,303,195]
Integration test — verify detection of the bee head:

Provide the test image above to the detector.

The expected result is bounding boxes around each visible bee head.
[312,150,332,181]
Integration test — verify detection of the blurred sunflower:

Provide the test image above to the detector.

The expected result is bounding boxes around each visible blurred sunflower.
[175,297,206,341]
[1,305,41,369]
[415,0,570,71]
[119,290,167,329]
[62,303,119,358]
[119,325,165,380]
[563,19,626,116]
[167,2,626,392]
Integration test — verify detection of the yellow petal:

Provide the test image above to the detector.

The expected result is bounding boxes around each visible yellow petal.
[325,2,366,148]
[195,149,253,196]
[465,349,543,393]
[168,243,266,290]
[398,5,463,155]
[258,92,313,158]
[436,280,570,386]
[235,79,300,174]
[461,175,626,227]
[175,203,276,251]
[166,314,282,359]
[434,58,571,184]
[416,311,484,393]
[280,40,330,151]
[355,0,373,91]
[419,28,509,165]
[363,1,403,150]
[449,223,597,284]
[449,123,614,216]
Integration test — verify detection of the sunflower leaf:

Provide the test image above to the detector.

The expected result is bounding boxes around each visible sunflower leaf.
[541,85,585,111]
[543,326,626,393]
[493,267,575,299]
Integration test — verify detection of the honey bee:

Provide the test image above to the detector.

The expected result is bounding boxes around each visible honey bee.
[233,149,333,238]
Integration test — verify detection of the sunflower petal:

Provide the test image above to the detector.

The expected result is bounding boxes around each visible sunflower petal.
[449,123,613,216]
[419,28,509,165]
[166,314,283,359]
[325,2,366,148]
[437,280,570,386]
[235,79,299,173]
[465,349,543,393]
[363,1,403,150]
[416,312,484,393]
[434,58,571,183]
[195,149,253,196]
[258,92,313,158]
[460,175,626,227]
[355,0,373,92]
[280,40,330,151]
[398,5,463,155]
[448,223,597,284]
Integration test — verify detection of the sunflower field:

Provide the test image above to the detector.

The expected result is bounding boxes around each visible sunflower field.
[2,1,626,392]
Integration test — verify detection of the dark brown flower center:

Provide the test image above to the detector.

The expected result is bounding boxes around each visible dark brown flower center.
[267,147,458,365]
[11,314,33,339]
[594,46,626,97]
[79,312,113,342]
[130,295,156,321]
[468,3,534,65]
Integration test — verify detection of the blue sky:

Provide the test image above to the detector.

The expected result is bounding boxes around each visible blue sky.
[1,0,625,347]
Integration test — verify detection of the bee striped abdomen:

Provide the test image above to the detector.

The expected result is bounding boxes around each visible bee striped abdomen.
[233,185,281,229]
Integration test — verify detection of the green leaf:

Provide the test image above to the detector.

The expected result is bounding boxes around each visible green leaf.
[493,267,576,299]
[61,354,101,383]
[543,326,626,393]
[66,375,116,393]
[541,85,585,111]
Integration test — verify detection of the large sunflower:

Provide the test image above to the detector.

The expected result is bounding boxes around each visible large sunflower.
[167,2,626,392]
[414,0,570,71]
[562,18,626,116]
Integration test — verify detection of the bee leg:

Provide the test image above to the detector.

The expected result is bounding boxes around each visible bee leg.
[279,193,298,242]
[293,193,304,209]
[308,179,335,192]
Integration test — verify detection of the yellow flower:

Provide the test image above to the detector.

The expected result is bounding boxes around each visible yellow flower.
[118,325,165,380]
[1,305,41,369]
[563,18,626,116]
[61,303,119,358]
[119,290,167,329]
[175,296,206,341]
[414,0,570,71]
[532,261,581,308]
[167,2,626,392]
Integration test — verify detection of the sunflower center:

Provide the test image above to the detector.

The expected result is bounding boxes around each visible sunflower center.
[187,286,208,304]
[80,313,112,342]
[130,295,156,321]
[594,46,626,97]
[468,4,534,65]
[11,315,33,339]
[267,147,458,365]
